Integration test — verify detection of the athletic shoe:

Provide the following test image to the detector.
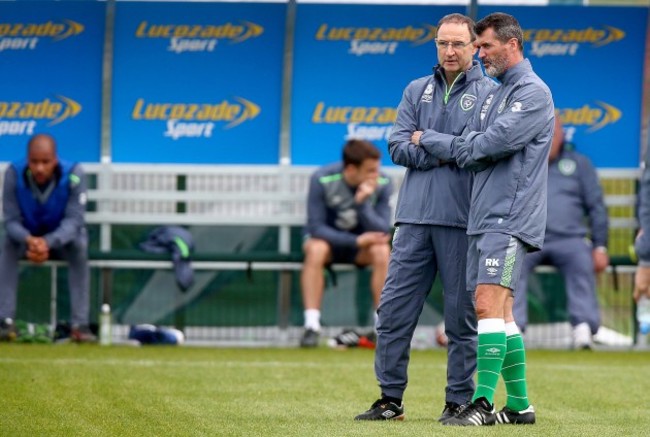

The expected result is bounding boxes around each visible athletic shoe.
[442,397,496,426]
[495,405,536,425]
[438,401,470,422]
[573,322,593,350]
[329,329,361,348]
[300,328,320,348]
[70,325,98,343]
[354,399,405,421]
[0,318,17,342]
[328,329,376,349]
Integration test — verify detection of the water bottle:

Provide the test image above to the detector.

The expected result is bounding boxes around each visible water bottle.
[99,303,112,346]
[637,296,650,347]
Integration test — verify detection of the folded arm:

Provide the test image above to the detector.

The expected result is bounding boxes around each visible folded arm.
[388,86,441,171]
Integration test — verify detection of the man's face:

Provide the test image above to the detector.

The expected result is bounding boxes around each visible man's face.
[476,27,510,77]
[28,138,58,185]
[348,158,380,186]
[436,22,477,74]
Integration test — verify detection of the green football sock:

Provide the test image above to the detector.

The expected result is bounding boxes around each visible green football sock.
[472,331,506,405]
[501,332,530,411]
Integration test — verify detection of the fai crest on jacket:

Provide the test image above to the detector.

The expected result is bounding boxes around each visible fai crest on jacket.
[460,93,477,111]
[558,158,577,176]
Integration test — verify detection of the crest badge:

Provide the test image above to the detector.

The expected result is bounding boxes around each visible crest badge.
[460,93,477,111]
[558,158,577,176]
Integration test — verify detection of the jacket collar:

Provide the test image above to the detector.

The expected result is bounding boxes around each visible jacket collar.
[433,60,485,85]
[497,58,532,86]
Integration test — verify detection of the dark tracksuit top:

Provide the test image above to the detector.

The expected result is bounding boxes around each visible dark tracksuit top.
[514,146,608,332]
[302,162,392,249]
[0,159,90,325]
[390,60,496,228]
[545,147,608,248]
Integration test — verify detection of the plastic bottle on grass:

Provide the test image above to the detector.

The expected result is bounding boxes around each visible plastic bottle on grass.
[637,296,650,347]
[100,304,112,346]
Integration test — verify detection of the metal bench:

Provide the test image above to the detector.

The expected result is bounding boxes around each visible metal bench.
[3,163,403,330]
[0,164,641,337]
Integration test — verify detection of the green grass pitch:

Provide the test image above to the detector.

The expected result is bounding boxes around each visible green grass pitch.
[1,344,649,436]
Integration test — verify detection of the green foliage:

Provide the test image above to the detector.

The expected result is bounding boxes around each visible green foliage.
[1,345,649,436]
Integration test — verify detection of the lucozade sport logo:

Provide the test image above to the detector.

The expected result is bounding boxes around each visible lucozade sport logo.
[0,95,81,137]
[0,20,84,52]
[135,21,264,54]
[556,101,621,142]
[131,97,261,140]
[524,25,625,57]
[314,23,436,56]
[311,101,397,141]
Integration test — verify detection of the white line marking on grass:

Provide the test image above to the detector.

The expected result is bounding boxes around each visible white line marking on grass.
[0,357,448,369]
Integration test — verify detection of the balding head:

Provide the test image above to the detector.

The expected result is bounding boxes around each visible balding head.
[27,133,58,185]
[27,133,57,155]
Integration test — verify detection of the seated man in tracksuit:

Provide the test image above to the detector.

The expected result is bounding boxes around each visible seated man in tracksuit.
[0,133,96,343]
[300,139,393,347]
[513,117,609,349]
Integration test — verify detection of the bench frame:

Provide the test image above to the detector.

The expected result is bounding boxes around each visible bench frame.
[3,164,641,336]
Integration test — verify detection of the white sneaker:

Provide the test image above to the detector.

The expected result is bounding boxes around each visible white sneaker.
[573,322,593,350]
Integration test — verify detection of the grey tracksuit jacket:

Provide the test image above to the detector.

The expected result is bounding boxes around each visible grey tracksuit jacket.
[513,145,608,333]
[390,61,496,227]
[303,162,393,248]
[422,59,555,249]
[545,147,608,247]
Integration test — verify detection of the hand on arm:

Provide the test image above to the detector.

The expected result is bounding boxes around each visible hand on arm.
[453,84,553,169]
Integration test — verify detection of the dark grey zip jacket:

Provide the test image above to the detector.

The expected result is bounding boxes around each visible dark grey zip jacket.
[421,59,555,249]
[545,147,608,247]
[389,61,496,228]
[303,162,393,248]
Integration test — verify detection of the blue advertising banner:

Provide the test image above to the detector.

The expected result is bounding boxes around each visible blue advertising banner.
[0,2,105,162]
[291,3,464,166]
[112,2,286,164]
[479,5,648,168]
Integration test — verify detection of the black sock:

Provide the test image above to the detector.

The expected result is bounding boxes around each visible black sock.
[381,395,402,406]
